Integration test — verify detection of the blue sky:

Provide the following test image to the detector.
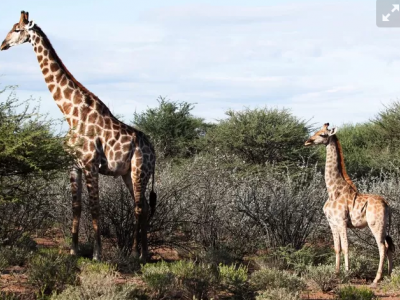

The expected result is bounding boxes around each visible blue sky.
[0,0,398,128]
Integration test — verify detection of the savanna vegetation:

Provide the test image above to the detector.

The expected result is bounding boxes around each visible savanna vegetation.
[1,86,400,299]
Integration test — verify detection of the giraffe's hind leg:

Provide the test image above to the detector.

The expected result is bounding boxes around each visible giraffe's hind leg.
[70,166,82,256]
[131,163,150,262]
[84,165,102,261]
[367,202,393,286]
[122,173,139,258]
[368,222,386,285]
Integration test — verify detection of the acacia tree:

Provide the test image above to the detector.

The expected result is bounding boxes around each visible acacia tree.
[0,86,71,245]
[132,97,210,159]
[205,107,314,167]
[323,102,400,179]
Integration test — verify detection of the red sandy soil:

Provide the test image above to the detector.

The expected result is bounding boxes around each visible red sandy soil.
[1,235,400,299]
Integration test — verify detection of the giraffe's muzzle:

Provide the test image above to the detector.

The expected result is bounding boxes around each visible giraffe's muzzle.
[304,139,314,146]
[0,40,9,51]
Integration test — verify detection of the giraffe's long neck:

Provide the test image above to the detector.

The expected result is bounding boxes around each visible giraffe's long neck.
[325,136,357,199]
[28,25,110,129]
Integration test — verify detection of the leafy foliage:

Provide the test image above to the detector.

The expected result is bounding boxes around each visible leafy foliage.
[383,268,400,291]
[0,86,70,183]
[256,288,300,300]
[0,87,71,246]
[141,261,175,297]
[305,264,338,292]
[205,107,313,167]
[218,263,249,298]
[51,260,146,300]
[28,249,78,295]
[328,123,385,178]
[250,268,305,292]
[335,286,377,300]
[255,245,332,273]
[141,260,216,299]
[132,97,209,159]
[331,101,400,178]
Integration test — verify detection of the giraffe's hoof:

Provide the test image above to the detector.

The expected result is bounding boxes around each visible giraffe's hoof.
[92,255,101,261]
[370,282,378,289]
[132,250,140,258]
[139,255,147,264]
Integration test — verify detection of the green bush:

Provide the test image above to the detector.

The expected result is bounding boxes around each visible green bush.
[0,292,23,300]
[250,268,305,292]
[205,107,313,167]
[382,267,400,291]
[218,263,249,297]
[305,264,339,292]
[28,249,78,294]
[132,97,209,159]
[335,286,377,300]
[256,245,332,273]
[52,261,147,300]
[141,260,217,299]
[256,288,300,300]
[0,245,33,273]
[0,88,72,247]
[108,250,141,273]
[169,260,215,299]
[200,246,240,266]
[349,254,379,280]
[141,261,175,297]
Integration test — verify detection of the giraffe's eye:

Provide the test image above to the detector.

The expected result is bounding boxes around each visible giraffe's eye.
[14,29,21,33]
[319,134,328,137]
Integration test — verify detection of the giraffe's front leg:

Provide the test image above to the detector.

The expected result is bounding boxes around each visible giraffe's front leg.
[84,164,102,261]
[329,223,341,274]
[339,225,349,272]
[70,166,82,256]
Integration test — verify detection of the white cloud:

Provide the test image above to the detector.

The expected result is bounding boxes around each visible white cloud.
[0,1,400,128]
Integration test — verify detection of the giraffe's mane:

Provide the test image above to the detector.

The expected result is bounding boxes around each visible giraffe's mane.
[334,137,357,192]
[33,25,118,120]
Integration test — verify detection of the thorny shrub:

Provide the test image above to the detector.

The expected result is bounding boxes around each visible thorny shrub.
[250,268,305,293]
[51,260,146,300]
[28,249,78,295]
[255,288,300,300]
[335,286,377,300]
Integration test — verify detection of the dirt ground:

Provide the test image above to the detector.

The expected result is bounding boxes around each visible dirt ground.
[1,236,400,299]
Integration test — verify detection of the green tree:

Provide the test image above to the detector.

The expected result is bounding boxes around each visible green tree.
[328,123,383,178]
[330,101,400,179]
[0,86,71,245]
[205,107,313,167]
[132,97,210,159]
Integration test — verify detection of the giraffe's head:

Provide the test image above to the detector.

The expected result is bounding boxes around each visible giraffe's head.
[1,11,35,51]
[304,123,337,146]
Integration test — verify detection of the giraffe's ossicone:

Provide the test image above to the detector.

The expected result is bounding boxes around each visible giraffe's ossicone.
[1,11,157,261]
[305,123,394,286]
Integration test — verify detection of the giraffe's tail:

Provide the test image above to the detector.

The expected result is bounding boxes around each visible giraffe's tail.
[386,235,395,253]
[386,206,395,253]
[149,171,157,220]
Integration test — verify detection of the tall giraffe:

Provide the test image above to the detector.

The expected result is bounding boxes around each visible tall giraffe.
[0,11,157,261]
[305,123,394,285]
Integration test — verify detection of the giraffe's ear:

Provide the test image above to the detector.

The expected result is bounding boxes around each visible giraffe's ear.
[329,127,337,136]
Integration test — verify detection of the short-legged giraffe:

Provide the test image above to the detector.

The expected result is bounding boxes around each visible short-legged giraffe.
[305,123,394,286]
[0,11,157,261]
